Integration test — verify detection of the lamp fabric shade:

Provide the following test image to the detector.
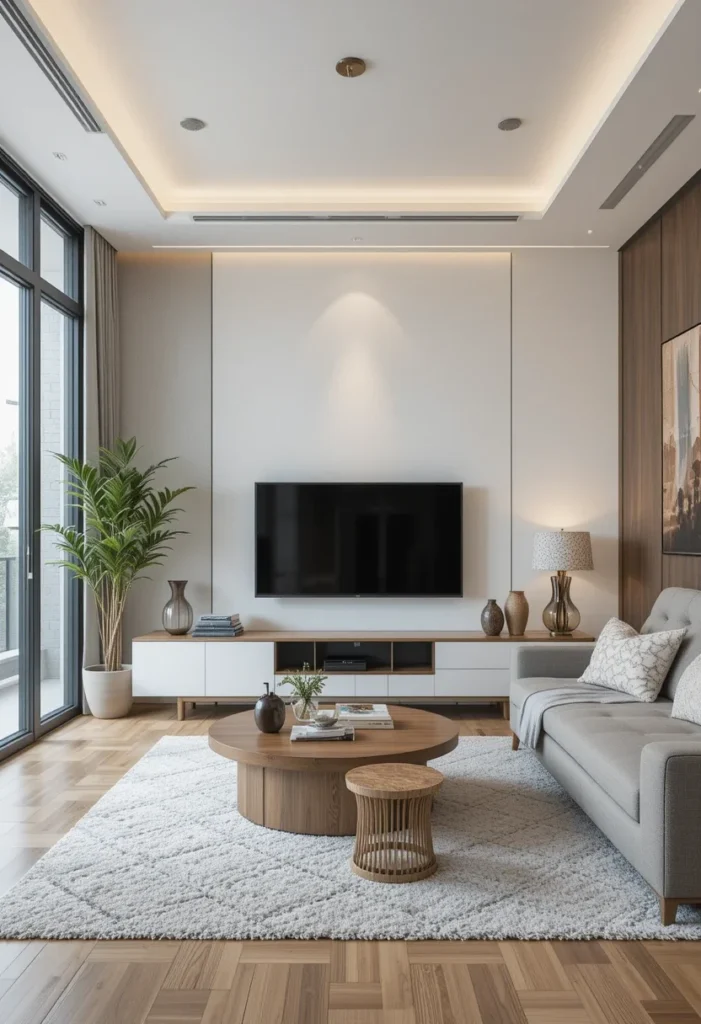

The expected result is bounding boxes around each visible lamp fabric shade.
[532,531,594,572]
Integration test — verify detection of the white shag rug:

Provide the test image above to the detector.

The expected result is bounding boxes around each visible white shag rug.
[1,735,700,941]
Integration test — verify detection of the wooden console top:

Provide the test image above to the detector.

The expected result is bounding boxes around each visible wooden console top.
[133,629,595,643]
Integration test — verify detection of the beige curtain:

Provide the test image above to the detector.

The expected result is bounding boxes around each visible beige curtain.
[85,227,120,450]
[83,228,120,696]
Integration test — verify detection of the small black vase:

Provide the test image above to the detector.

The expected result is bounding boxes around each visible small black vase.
[254,683,286,733]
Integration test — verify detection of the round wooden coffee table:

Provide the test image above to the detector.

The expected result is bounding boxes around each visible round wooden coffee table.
[208,706,458,836]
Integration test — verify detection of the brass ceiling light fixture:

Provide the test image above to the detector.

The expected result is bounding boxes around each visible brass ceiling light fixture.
[336,57,366,78]
[498,117,522,131]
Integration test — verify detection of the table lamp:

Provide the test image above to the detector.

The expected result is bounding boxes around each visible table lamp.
[532,529,593,635]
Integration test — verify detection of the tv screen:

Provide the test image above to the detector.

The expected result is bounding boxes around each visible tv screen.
[255,483,462,597]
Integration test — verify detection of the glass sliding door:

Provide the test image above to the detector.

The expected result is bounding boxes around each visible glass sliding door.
[0,150,83,760]
[0,275,23,744]
[40,303,79,720]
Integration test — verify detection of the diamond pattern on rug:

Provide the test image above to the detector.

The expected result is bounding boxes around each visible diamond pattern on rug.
[0,735,700,940]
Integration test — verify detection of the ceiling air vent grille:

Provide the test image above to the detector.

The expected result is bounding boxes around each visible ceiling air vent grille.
[600,114,695,210]
[192,214,520,223]
[0,0,101,132]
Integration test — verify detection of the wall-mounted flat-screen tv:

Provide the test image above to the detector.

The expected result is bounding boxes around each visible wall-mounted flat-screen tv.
[255,482,462,597]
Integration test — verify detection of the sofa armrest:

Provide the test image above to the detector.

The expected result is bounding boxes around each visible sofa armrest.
[640,740,701,897]
[513,644,594,681]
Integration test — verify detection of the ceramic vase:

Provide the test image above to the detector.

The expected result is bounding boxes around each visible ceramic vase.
[505,590,529,636]
[254,682,286,733]
[480,599,504,637]
[162,580,193,635]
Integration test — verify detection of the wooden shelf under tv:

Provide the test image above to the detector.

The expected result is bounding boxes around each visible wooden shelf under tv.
[135,630,594,643]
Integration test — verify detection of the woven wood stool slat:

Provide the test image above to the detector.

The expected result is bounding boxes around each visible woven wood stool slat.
[345,763,443,883]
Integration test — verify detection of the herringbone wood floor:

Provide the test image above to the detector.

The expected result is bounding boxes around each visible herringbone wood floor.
[0,705,700,1024]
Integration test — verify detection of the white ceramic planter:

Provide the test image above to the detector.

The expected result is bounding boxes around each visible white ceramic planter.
[83,665,132,719]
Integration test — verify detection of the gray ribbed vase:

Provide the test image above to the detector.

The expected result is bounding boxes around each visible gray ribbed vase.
[480,599,504,637]
[162,580,193,635]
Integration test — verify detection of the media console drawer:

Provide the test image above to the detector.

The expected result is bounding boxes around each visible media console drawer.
[388,675,435,698]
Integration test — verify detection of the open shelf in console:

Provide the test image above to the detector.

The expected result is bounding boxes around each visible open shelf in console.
[275,641,315,674]
[273,636,434,675]
[392,641,434,673]
[316,640,391,674]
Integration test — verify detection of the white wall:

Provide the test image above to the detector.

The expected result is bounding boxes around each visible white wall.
[511,250,619,634]
[119,249,618,647]
[119,253,212,658]
[212,253,511,629]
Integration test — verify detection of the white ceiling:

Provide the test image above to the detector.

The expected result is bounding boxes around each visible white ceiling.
[0,0,700,249]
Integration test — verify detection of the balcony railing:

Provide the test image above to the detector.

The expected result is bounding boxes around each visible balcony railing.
[0,556,18,654]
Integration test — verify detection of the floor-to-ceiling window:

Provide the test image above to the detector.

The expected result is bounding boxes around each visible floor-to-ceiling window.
[0,151,82,759]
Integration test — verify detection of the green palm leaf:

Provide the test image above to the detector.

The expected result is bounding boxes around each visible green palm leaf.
[42,437,194,671]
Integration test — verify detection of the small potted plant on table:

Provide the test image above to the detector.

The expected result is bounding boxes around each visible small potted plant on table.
[43,437,193,719]
[279,663,327,721]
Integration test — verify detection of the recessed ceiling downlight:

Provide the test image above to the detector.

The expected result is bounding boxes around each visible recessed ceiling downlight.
[498,118,522,131]
[180,117,207,131]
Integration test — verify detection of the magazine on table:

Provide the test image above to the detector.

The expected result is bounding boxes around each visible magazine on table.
[335,703,394,729]
[290,725,355,742]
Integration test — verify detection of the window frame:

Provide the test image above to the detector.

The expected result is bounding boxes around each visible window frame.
[0,147,83,760]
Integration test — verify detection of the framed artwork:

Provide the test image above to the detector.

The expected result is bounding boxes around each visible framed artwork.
[663,323,701,554]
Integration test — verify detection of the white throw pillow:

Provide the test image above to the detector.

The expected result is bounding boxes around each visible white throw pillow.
[579,617,686,702]
[672,653,701,726]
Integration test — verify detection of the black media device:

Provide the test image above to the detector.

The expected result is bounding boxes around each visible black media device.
[323,658,368,672]
[255,482,463,598]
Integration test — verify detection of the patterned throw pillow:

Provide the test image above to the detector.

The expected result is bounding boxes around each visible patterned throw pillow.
[672,653,701,726]
[579,617,686,702]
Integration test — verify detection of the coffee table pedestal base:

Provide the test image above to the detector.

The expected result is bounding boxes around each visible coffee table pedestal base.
[237,763,360,835]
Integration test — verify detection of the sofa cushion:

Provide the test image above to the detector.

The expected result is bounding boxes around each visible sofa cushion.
[642,588,701,699]
[671,652,701,726]
[541,701,701,821]
[579,617,686,701]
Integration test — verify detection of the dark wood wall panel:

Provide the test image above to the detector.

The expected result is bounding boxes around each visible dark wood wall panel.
[661,184,701,341]
[662,550,701,589]
[621,172,701,624]
[620,221,662,629]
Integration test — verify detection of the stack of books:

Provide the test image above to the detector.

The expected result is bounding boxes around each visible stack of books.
[191,614,244,637]
[336,703,394,729]
[290,724,355,742]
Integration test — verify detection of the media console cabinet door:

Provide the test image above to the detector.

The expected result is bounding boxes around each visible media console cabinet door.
[205,642,275,697]
[435,642,510,670]
[132,642,205,697]
[435,669,510,697]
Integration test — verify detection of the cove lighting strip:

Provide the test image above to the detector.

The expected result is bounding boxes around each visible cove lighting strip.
[151,244,611,251]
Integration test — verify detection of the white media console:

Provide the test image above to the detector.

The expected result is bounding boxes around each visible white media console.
[132,629,595,720]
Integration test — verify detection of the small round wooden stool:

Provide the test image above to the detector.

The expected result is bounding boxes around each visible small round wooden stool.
[345,763,443,883]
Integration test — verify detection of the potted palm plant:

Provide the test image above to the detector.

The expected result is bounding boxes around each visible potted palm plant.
[43,438,193,719]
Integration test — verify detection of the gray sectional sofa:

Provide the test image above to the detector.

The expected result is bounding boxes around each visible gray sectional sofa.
[510,587,701,925]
